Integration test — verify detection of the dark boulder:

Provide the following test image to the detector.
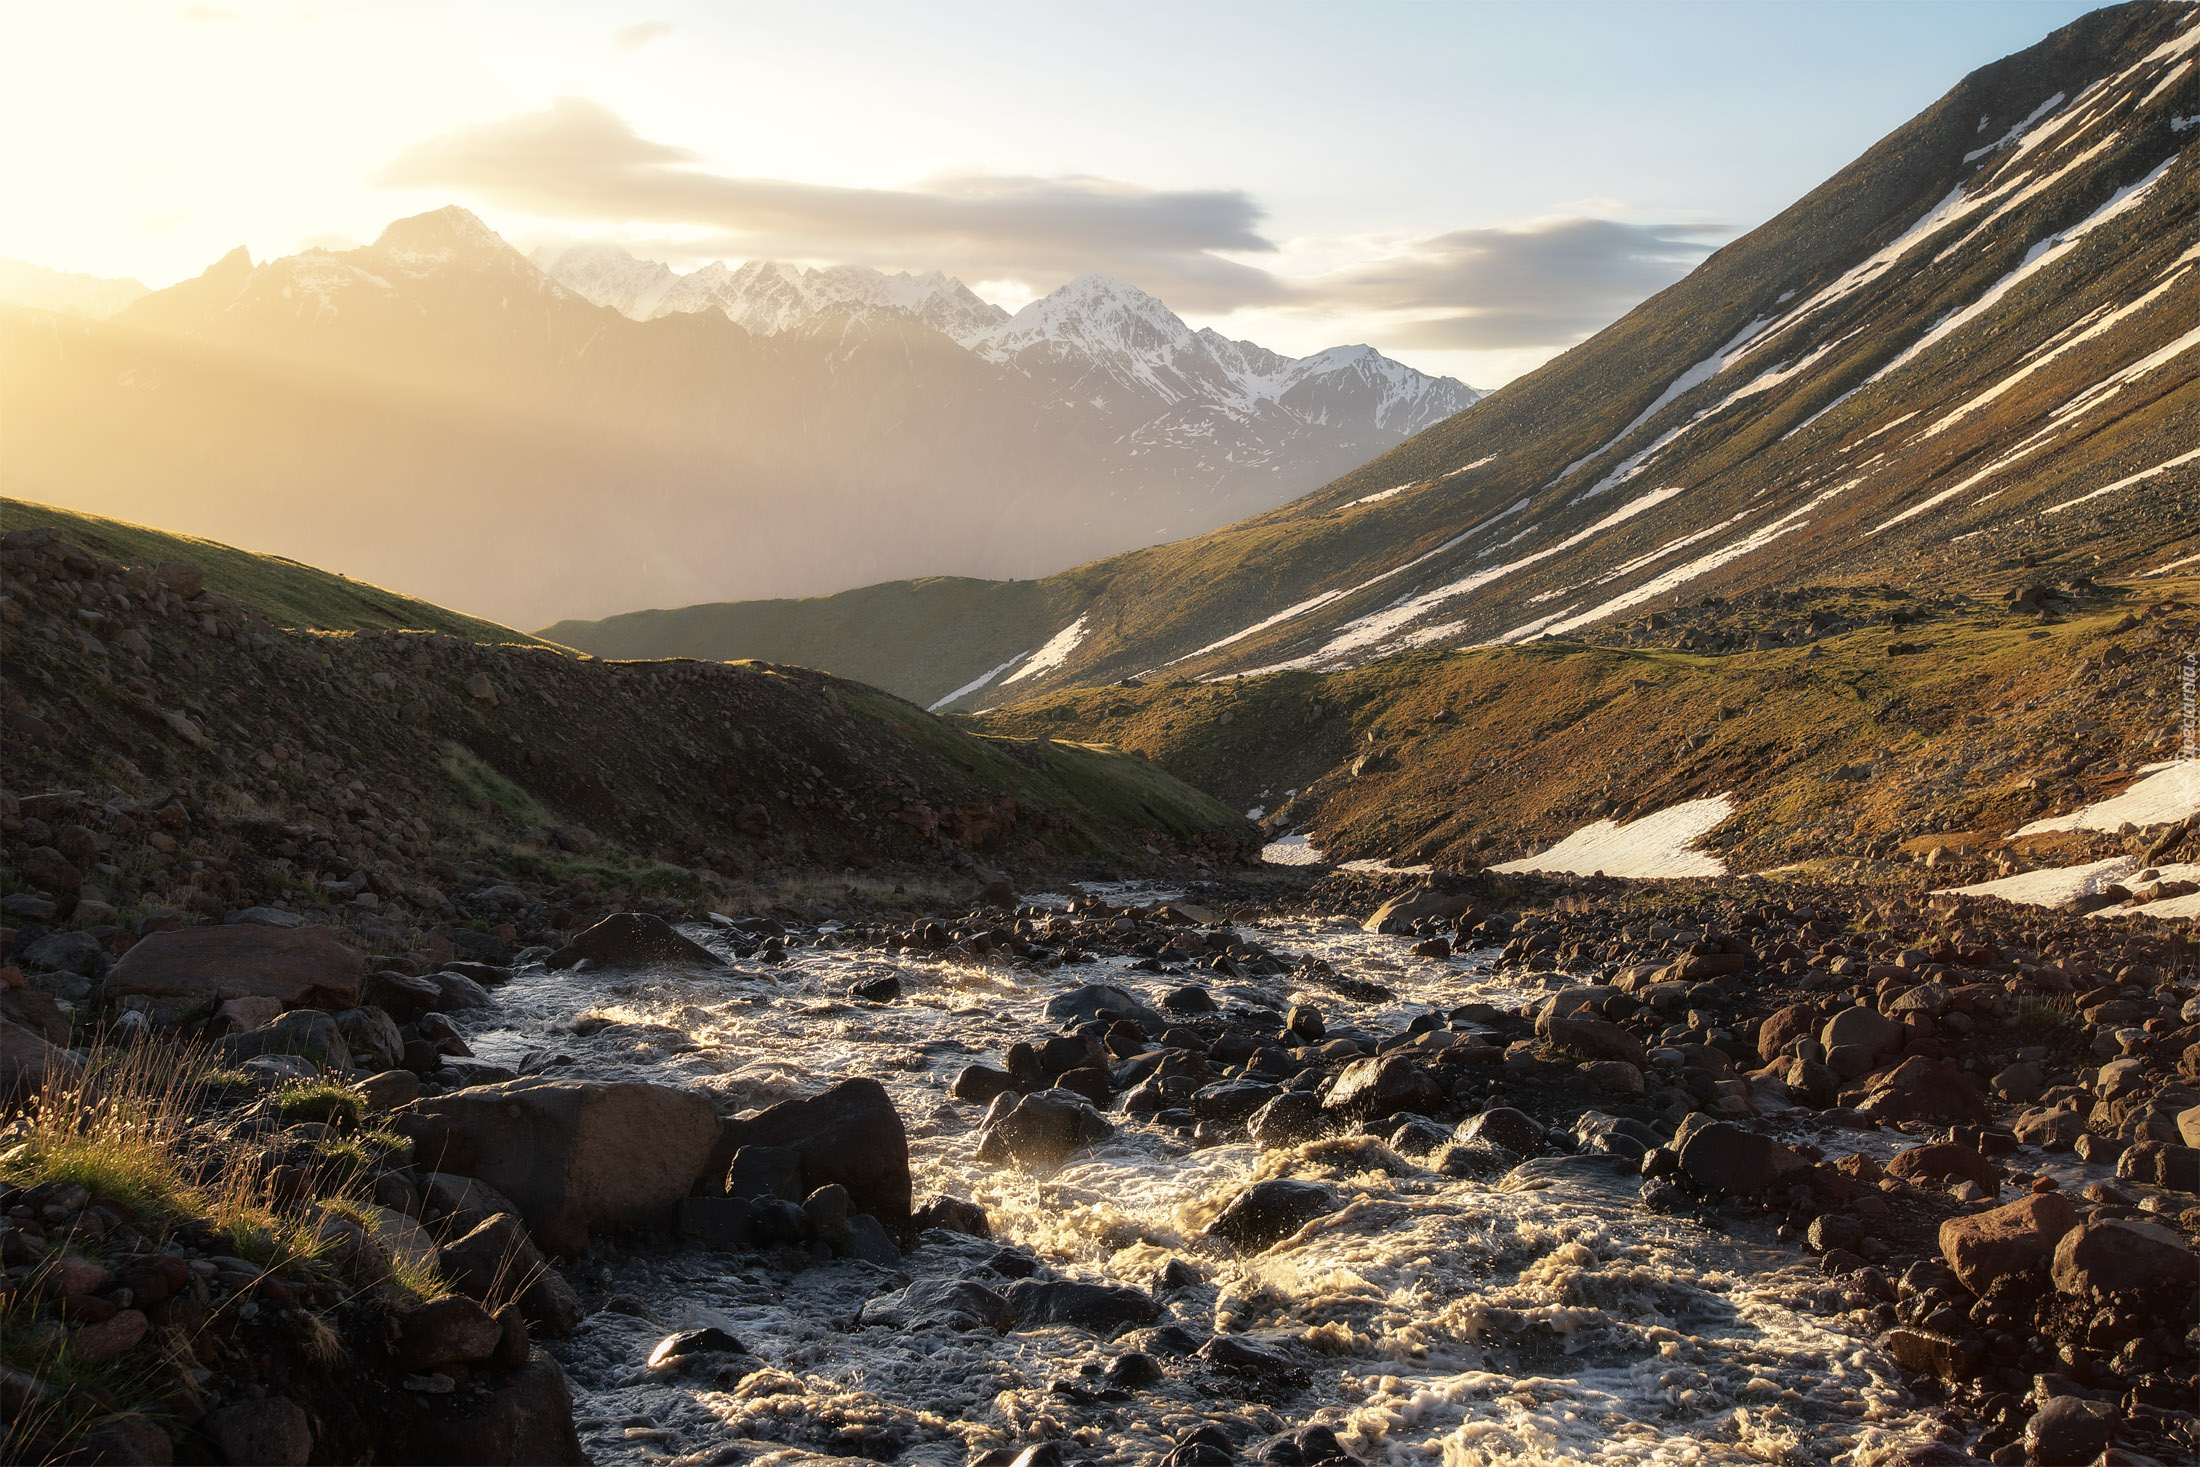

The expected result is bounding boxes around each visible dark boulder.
[710,1077,911,1228]
[1206,1180,1339,1252]
[544,913,724,970]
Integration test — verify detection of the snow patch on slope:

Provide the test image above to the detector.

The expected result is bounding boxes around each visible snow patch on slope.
[2013,761,2200,835]
[1490,796,1736,879]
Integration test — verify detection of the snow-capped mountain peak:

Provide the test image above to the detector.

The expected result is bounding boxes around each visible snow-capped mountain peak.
[532,240,1480,437]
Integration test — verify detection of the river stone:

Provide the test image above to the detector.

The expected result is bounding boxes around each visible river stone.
[975,1088,1115,1168]
[1004,1279,1161,1333]
[1939,1192,2081,1295]
[2050,1217,2196,1298]
[1324,1054,1443,1118]
[1886,1142,1997,1192]
[1677,1122,1806,1197]
[203,1397,312,1466]
[421,1172,524,1236]
[334,1007,404,1070]
[859,1278,1014,1332]
[1858,1057,1990,1125]
[1044,983,1163,1029]
[437,1212,583,1336]
[383,1350,588,1466]
[398,1079,720,1255]
[1250,1091,1325,1147]
[1537,1013,1647,1067]
[1,1017,81,1095]
[1454,1107,1545,1157]
[395,1295,504,1371]
[427,971,496,1011]
[1821,1005,1905,1058]
[1192,1080,1279,1122]
[950,1064,1017,1105]
[543,912,724,970]
[1361,886,1478,934]
[2116,1140,2200,1192]
[106,924,363,1009]
[215,1010,349,1071]
[711,1077,911,1227]
[840,1212,902,1266]
[1206,1180,1339,1251]
[1757,1002,1821,1058]
[2024,1396,2119,1466]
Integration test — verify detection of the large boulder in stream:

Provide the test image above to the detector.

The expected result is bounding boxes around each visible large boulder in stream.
[396,1078,721,1255]
[973,1088,1115,1169]
[709,1077,912,1228]
[1205,1179,1340,1251]
[1044,983,1163,1029]
[544,913,724,970]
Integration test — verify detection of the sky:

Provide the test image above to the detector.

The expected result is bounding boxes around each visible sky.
[1,0,2104,387]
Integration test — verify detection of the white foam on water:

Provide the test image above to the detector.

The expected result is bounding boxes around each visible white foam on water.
[450,905,1940,1466]
[1490,796,1737,879]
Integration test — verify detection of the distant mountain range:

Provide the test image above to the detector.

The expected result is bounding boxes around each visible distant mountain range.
[0,257,148,318]
[0,221,1478,628]
[544,1,2200,710]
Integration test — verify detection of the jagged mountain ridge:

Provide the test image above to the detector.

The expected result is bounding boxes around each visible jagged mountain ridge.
[545,1,2199,711]
[2,211,1479,628]
[534,245,1479,440]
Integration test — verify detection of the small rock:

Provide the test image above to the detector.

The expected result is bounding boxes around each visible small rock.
[203,1397,312,1466]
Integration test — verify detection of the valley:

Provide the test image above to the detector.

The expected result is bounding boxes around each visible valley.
[3,5,2199,1467]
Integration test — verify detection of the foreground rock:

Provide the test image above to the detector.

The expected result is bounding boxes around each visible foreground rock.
[103,924,364,1009]
[397,1078,720,1254]
[710,1077,912,1227]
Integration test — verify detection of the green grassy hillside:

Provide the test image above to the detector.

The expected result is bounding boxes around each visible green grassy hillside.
[2,497,556,647]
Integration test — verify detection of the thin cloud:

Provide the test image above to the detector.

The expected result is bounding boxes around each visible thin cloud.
[371,98,1279,310]
[613,20,676,52]
[1297,218,1726,349]
[181,4,239,19]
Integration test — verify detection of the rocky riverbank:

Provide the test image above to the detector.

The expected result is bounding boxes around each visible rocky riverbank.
[8,859,2191,1464]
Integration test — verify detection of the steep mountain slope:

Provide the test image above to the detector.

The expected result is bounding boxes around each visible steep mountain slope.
[550,3,2197,711]
[3,215,1474,630]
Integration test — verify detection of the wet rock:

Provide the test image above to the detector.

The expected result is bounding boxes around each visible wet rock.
[1286,1005,1324,1043]
[1324,1053,1443,1118]
[105,924,363,1009]
[1105,1351,1164,1389]
[1206,1179,1339,1251]
[850,974,901,1002]
[802,1183,851,1243]
[385,1350,588,1466]
[911,1195,991,1237]
[1882,1326,1983,1381]
[2050,1217,2195,1298]
[364,970,445,1021]
[1005,1278,1161,1333]
[858,1277,1014,1332]
[399,1079,721,1255]
[203,1396,312,1466]
[1362,885,1478,934]
[396,1295,504,1371]
[1858,1057,1990,1125]
[2024,1396,2119,1465]
[1195,1333,1308,1385]
[1045,982,1164,1028]
[1938,1193,2079,1296]
[646,1326,745,1369]
[1055,1065,1113,1108]
[1161,984,1218,1014]
[1455,1107,1545,1157]
[708,1076,907,1225]
[1678,1123,1806,1197]
[950,1063,1018,1105]
[1193,1079,1280,1122]
[1886,1142,1998,1192]
[1255,1423,1353,1464]
[975,1088,1115,1168]
[1249,1091,1325,1147]
[544,912,723,969]
[840,1212,901,1265]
